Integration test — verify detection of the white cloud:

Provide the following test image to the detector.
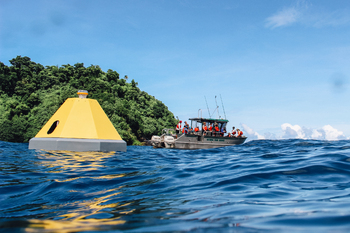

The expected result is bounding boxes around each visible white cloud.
[241,123,265,140]
[281,123,346,140]
[281,123,305,138]
[265,0,309,29]
[321,125,346,140]
[265,1,350,29]
[240,123,347,141]
[265,6,302,29]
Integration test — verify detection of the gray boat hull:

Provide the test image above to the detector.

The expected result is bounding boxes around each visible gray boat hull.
[174,134,246,149]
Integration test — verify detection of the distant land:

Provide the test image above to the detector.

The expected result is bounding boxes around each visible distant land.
[0,56,177,145]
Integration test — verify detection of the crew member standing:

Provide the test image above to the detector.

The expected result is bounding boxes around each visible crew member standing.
[221,127,227,137]
[208,123,213,131]
[202,122,208,135]
[231,127,237,137]
[176,121,182,134]
[214,123,220,136]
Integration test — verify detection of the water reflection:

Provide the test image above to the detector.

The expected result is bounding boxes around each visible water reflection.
[2,140,350,232]
[37,150,117,172]
[2,150,138,232]
[25,217,125,233]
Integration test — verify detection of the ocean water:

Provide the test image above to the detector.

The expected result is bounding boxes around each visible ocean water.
[1,140,350,232]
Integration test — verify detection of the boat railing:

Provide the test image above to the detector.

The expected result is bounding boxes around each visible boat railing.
[198,109,202,118]
[187,130,219,137]
[187,131,202,136]
[162,128,177,136]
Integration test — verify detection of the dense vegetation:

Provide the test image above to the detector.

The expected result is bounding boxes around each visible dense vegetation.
[0,56,177,145]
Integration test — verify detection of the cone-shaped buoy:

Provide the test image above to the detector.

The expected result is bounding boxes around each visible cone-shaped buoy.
[29,90,127,152]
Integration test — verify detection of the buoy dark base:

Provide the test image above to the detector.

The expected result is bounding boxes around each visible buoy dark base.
[29,137,127,152]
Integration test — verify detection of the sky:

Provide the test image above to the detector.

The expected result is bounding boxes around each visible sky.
[1,0,350,141]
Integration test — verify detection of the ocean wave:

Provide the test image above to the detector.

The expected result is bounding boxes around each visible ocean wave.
[1,139,350,232]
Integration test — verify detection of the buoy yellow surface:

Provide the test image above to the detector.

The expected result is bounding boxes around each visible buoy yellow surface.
[29,90,127,152]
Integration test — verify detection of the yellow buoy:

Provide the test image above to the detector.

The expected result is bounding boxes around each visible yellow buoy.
[29,90,127,152]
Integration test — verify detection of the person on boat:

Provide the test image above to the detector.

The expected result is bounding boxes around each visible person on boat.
[214,123,220,136]
[208,123,213,131]
[202,122,208,135]
[194,126,199,132]
[202,122,207,131]
[231,127,237,137]
[221,127,227,137]
[237,129,244,137]
[226,132,231,137]
[176,120,182,134]
[184,121,189,134]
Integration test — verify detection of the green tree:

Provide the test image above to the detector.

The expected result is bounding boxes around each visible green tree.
[0,56,178,145]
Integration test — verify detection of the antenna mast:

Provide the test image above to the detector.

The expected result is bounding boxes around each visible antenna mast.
[220,94,227,119]
[204,96,211,118]
[215,96,220,119]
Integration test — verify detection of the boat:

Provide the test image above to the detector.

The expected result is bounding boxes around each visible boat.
[150,117,247,149]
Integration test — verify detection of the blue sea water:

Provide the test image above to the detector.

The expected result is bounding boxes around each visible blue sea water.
[1,140,350,232]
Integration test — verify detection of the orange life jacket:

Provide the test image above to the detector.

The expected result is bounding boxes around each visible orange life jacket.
[215,126,219,131]
[194,127,199,132]
[238,131,243,136]
[203,126,208,131]
[209,126,213,131]
[176,123,181,130]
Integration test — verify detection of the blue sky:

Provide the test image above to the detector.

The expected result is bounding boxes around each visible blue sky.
[1,0,350,140]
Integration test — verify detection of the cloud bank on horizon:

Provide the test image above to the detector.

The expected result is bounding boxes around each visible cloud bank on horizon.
[241,123,347,141]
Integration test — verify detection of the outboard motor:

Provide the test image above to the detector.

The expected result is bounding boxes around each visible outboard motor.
[151,135,161,148]
[164,136,175,148]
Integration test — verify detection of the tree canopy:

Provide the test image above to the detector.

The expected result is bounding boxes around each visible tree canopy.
[0,56,177,145]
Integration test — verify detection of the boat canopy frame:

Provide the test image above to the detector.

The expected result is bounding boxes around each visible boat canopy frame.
[188,117,228,136]
[189,118,229,124]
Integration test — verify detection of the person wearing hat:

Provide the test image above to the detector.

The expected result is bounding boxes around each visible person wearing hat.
[176,120,182,134]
